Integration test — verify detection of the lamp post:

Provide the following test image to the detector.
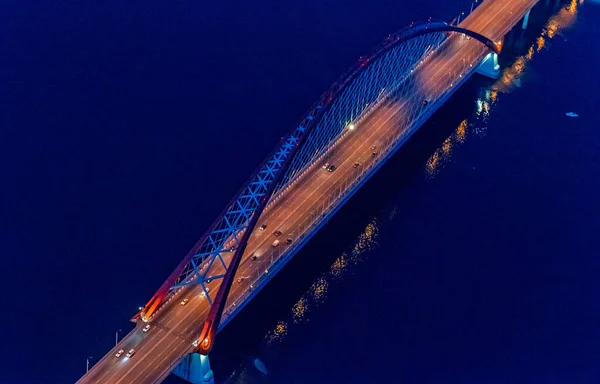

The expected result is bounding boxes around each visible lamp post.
[115,329,122,346]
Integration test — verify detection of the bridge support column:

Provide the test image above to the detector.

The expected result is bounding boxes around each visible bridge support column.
[522,9,531,29]
[476,52,501,79]
[172,353,214,384]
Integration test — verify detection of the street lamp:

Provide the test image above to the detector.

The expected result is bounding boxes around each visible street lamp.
[115,329,122,346]
[86,356,93,373]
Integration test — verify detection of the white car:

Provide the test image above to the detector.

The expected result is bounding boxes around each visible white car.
[115,349,124,358]
[180,298,189,306]
[142,324,151,333]
[126,349,135,358]
[200,287,210,298]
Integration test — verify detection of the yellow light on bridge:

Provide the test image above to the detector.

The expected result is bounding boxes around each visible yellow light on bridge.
[348,124,356,130]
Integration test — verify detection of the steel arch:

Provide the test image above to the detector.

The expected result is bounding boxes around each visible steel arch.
[273,22,499,195]
[138,21,498,333]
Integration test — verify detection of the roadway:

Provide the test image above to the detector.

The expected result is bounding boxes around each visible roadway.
[76,0,538,382]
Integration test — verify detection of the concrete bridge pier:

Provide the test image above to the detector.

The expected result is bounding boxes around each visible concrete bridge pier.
[476,52,501,79]
[522,9,531,29]
[172,353,215,384]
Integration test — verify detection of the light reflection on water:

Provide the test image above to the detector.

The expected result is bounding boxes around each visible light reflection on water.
[264,219,379,346]
[425,0,581,178]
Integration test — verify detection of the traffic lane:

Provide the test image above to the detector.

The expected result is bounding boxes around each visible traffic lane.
[477,1,535,39]
[97,323,186,383]
[129,287,211,383]
[462,0,517,31]
[112,290,209,384]
[78,329,136,383]
[419,0,524,94]
[83,285,202,383]
[79,326,163,384]
[123,304,208,384]
[464,0,536,38]
[100,284,211,383]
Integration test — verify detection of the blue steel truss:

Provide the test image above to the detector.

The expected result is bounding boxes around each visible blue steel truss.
[144,21,497,317]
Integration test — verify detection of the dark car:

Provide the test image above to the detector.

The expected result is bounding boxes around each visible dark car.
[259,224,267,231]
[273,230,282,237]
[285,238,293,245]
[327,164,336,172]
[353,162,360,168]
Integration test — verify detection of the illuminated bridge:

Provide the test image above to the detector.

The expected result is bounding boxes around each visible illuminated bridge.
[77,0,539,382]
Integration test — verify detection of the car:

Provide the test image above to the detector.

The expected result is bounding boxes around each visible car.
[142,324,151,333]
[115,349,125,358]
[322,162,330,169]
[180,298,189,306]
[126,349,136,358]
[272,239,280,247]
[423,99,429,106]
[237,276,247,284]
[273,230,282,237]
[353,162,360,168]
[199,287,210,298]
[371,151,377,157]
[259,224,267,231]
[327,164,336,172]
[371,145,377,150]
[250,254,259,261]
[285,238,293,245]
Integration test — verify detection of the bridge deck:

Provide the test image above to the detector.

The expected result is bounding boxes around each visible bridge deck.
[77,0,539,382]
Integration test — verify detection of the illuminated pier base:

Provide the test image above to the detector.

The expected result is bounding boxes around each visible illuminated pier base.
[522,9,531,29]
[254,358,268,375]
[476,52,501,79]
[172,353,214,384]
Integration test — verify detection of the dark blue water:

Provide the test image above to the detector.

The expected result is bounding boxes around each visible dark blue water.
[1,0,599,383]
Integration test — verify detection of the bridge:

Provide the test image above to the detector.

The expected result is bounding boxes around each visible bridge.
[77,0,539,382]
